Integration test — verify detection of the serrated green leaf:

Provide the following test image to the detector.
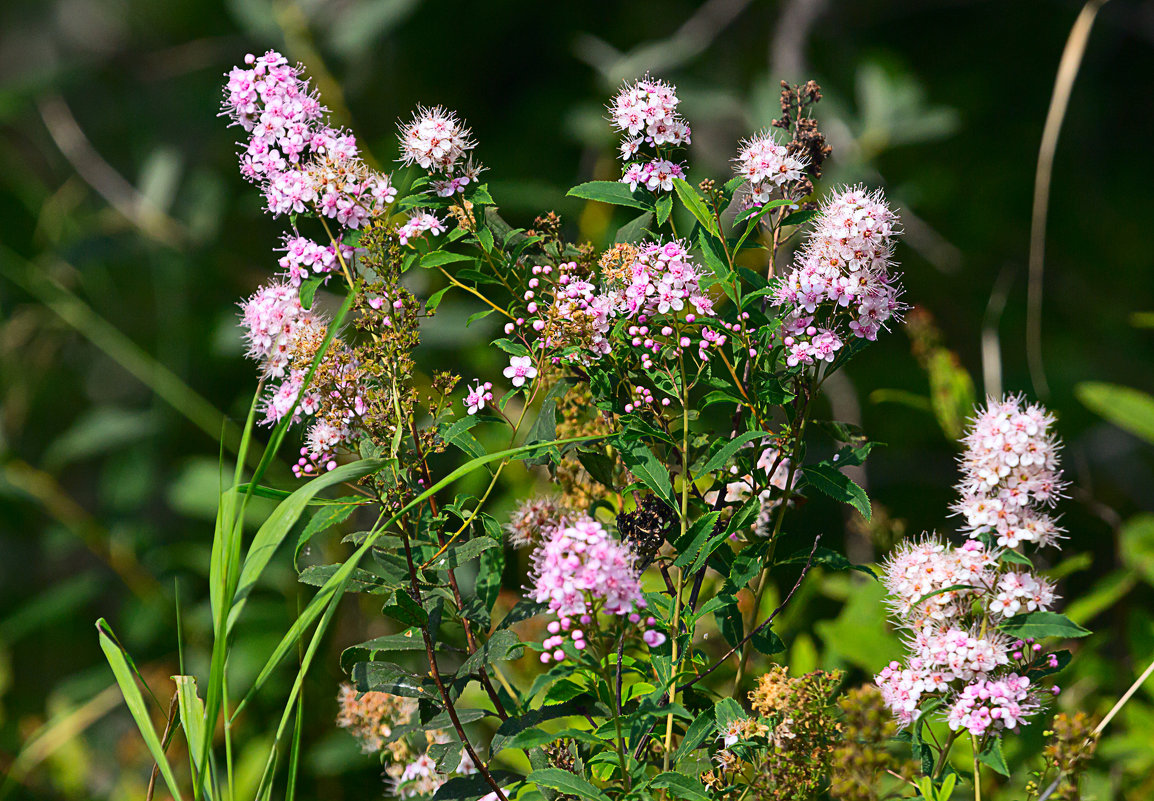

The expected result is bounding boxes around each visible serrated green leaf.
[529,768,610,801]
[997,611,1090,639]
[567,181,651,211]
[801,463,871,520]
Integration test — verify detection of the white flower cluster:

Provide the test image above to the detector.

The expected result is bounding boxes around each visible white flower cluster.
[609,76,690,193]
[773,186,903,366]
[952,395,1066,548]
[397,105,484,196]
[732,130,808,205]
[876,396,1068,738]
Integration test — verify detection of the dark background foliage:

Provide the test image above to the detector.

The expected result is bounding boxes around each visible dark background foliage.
[1,0,1153,798]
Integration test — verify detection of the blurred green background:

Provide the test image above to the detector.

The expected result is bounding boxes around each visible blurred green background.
[2,0,1153,798]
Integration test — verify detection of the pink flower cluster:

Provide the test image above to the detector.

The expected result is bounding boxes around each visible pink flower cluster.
[609,76,690,193]
[397,105,483,196]
[952,395,1066,549]
[221,51,395,225]
[528,516,665,661]
[880,537,996,629]
[397,211,446,246]
[606,240,713,319]
[239,281,324,377]
[876,397,1067,737]
[946,674,1037,738]
[278,235,353,284]
[733,131,808,205]
[464,381,493,415]
[773,186,903,365]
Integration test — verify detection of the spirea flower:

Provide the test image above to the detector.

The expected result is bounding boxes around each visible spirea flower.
[278,235,353,284]
[503,355,537,388]
[239,280,324,377]
[609,76,691,191]
[335,683,416,753]
[952,395,1066,548]
[463,380,493,415]
[733,130,809,204]
[880,537,996,629]
[602,239,712,319]
[773,186,903,364]
[876,397,1067,739]
[946,674,1038,737]
[397,211,446,246]
[397,105,477,174]
[222,51,394,226]
[529,516,644,620]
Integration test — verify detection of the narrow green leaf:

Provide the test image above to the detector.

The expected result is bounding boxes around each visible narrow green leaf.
[227,459,390,634]
[695,430,769,480]
[656,193,673,226]
[672,177,717,236]
[997,611,1090,639]
[97,621,184,801]
[567,181,651,211]
[421,251,473,268]
[173,675,210,794]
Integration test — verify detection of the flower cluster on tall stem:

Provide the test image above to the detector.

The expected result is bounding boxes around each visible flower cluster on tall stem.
[877,395,1069,744]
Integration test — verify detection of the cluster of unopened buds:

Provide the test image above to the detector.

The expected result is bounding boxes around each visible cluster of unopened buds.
[292,445,338,478]
[609,76,690,193]
[623,383,669,414]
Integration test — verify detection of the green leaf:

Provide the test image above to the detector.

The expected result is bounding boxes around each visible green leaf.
[425,285,452,314]
[96,620,184,801]
[457,629,524,677]
[672,177,717,236]
[298,277,323,310]
[997,611,1090,639]
[466,308,495,327]
[227,459,390,634]
[979,735,1010,777]
[801,463,871,520]
[476,546,505,613]
[780,209,818,227]
[912,584,978,607]
[776,545,877,578]
[618,439,675,507]
[529,768,610,801]
[616,210,654,244]
[382,589,429,627]
[431,537,499,571]
[656,193,674,226]
[650,773,710,801]
[577,449,616,487]
[695,430,769,480]
[173,676,209,786]
[295,501,359,568]
[1077,382,1154,444]
[567,181,651,211]
[421,251,474,269]
[675,709,715,765]
[714,698,745,729]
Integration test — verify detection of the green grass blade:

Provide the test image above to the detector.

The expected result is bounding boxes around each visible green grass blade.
[96,619,184,801]
[173,676,212,801]
[230,434,605,723]
[226,458,390,635]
